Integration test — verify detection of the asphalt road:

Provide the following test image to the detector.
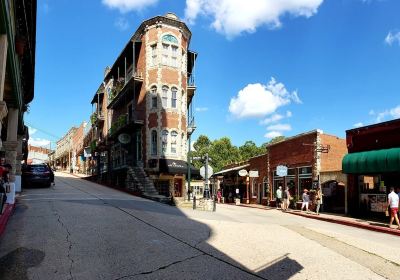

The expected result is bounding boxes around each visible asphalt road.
[1,173,399,280]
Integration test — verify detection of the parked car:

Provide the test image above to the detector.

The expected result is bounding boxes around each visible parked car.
[22,164,52,188]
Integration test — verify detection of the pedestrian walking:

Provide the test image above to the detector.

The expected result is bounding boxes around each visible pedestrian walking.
[315,187,323,215]
[217,190,222,203]
[388,187,400,229]
[276,186,282,209]
[283,186,291,211]
[301,189,310,212]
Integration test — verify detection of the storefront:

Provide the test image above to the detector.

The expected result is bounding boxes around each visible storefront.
[266,130,347,211]
[343,119,400,218]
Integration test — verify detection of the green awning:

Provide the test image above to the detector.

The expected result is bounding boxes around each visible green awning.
[342,148,400,174]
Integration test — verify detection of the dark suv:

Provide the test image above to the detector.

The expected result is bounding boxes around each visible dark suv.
[22,164,52,188]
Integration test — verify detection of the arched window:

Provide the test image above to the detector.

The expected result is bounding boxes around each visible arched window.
[151,131,157,155]
[171,87,177,108]
[171,131,178,154]
[162,86,168,108]
[162,34,178,44]
[161,34,179,68]
[151,86,157,109]
[162,130,169,154]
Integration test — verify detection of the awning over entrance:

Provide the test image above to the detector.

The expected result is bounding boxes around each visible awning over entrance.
[159,159,200,176]
[342,147,400,174]
[213,164,250,176]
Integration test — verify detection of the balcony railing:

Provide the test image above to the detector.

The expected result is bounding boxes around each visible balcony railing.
[187,74,196,87]
[108,114,127,136]
[126,66,143,84]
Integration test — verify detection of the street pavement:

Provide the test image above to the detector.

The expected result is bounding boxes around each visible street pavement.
[1,173,400,280]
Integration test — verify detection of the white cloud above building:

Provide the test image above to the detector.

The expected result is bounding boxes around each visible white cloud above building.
[102,0,158,13]
[267,124,292,131]
[353,122,364,128]
[264,131,283,139]
[184,0,324,38]
[229,77,300,119]
[375,105,400,122]
[29,138,51,148]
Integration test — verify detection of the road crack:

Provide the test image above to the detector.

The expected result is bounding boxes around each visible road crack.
[51,201,74,280]
[114,253,204,279]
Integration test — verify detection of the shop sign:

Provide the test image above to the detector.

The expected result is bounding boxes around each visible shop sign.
[118,133,131,144]
[238,169,248,177]
[249,170,259,178]
[276,165,288,176]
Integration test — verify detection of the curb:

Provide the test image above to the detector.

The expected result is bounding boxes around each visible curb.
[286,211,400,237]
[0,203,16,237]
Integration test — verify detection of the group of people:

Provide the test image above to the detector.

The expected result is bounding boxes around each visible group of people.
[275,185,323,214]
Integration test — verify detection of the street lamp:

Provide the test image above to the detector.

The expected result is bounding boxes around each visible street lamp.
[187,116,196,201]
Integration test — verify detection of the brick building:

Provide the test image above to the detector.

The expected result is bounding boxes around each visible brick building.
[214,130,348,213]
[89,13,198,199]
[342,118,400,218]
[27,145,51,164]
[71,121,88,173]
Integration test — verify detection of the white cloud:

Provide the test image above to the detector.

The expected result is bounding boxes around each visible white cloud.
[353,122,364,128]
[195,107,209,112]
[115,17,129,31]
[229,77,301,119]
[185,0,323,38]
[260,113,283,125]
[264,131,282,139]
[385,31,400,46]
[267,123,292,131]
[375,105,400,122]
[29,138,51,148]
[102,0,158,13]
[28,126,37,135]
[286,111,293,117]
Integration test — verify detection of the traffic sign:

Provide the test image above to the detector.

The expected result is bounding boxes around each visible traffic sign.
[200,165,213,179]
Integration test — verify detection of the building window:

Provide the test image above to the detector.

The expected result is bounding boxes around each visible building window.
[162,86,168,108]
[160,35,179,68]
[171,46,178,67]
[171,131,178,154]
[171,87,177,108]
[162,130,169,154]
[162,44,169,65]
[151,44,157,66]
[181,133,185,155]
[162,34,178,44]
[151,130,157,155]
[151,86,157,109]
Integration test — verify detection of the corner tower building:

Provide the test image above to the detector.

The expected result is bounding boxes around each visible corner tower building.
[91,13,198,198]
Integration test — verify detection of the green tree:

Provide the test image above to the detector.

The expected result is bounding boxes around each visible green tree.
[238,140,265,161]
[191,135,212,169]
[208,137,240,172]
[268,136,285,145]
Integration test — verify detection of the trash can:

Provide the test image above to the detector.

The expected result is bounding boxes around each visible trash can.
[235,198,240,205]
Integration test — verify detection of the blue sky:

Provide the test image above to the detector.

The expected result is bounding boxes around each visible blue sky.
[28,0,400,148]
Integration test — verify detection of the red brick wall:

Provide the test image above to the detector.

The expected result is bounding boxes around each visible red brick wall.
[320,134,347,172]
[161,111,180,128]
[161,68,179,85]
[148,113,158,128]
[269,132,316,169]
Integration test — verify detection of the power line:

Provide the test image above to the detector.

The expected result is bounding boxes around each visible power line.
[25,122,61,140]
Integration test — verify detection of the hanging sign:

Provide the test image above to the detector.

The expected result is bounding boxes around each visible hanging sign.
[118,133,131,144]
[249,170,259,178]
[276,165,288,177]
[238,169,248,177]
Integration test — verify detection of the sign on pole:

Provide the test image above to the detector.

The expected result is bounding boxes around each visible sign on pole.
[249,170,259,178]
[276,165,288,177]
[200,165,213,179]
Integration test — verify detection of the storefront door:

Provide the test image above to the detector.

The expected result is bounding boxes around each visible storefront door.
[174,178,182,197]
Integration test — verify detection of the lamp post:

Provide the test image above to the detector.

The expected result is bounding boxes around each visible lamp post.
[187,116,196,201]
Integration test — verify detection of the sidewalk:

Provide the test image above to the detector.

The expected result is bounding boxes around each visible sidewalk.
[0,203,16,237]
[233,203,400,237]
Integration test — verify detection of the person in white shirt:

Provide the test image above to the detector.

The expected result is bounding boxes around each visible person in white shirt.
[388,187,400,229]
